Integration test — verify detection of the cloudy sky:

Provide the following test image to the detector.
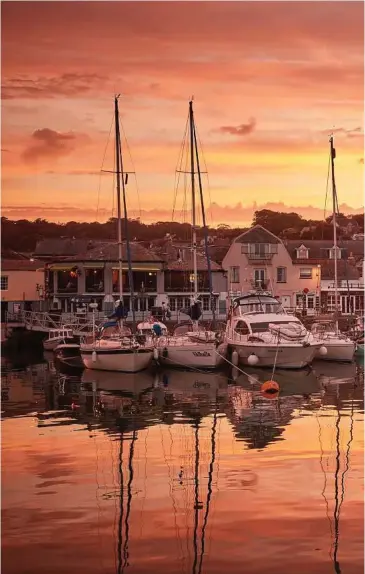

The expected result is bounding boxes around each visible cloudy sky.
[1,1,364,225]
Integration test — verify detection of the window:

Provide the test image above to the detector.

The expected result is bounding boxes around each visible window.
[235,321,250,335]
[202,296,210,311]
[307,296,315,309]
[254,269,266,287]
[296,294,303,308]
[230,266,240,283]
[1,276,8,291]
[299,268,312,279]
[277,267,287,283]
[296,245,309,259]
[85,269,104,293]
[329,246,342,260]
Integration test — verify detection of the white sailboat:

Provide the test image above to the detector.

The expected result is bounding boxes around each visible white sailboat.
[156,100,227,369]
[312,135,355,362]
[225,292,324,368]
[80,96,153,373]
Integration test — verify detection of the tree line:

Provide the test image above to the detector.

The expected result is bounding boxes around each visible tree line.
[1,210,363,253]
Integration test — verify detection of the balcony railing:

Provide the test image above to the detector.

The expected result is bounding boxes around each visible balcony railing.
[246,253,274,260]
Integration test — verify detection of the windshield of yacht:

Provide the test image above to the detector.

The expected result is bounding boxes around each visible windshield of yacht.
[237,296,282,314]
[250,320,300,333]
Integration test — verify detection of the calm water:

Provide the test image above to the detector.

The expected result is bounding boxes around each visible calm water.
[2,354,364,574]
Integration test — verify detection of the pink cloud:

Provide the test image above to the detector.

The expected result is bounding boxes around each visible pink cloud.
[21,128,88,162]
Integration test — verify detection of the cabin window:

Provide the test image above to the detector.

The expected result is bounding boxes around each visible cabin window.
[1,276,8,291]
[299,268,312,279]
[235,321,250,335]
[230,267,240,283]
[276,267,287,283]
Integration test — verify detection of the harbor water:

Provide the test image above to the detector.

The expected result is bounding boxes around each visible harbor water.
[2,352,364,574]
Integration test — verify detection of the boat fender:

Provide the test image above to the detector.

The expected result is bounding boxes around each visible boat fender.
[162,373,169,387]
[153,347,159,361]
[162,347,168,358]
[92,351,97,363]
[302,341,310,347]
[231,350,239,366]
[319,345,327,356]
[247,353,259,366]
[261,380,279,398]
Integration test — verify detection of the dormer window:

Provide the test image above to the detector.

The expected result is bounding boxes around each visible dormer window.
[296,244,309,259]
[329,246,341,259]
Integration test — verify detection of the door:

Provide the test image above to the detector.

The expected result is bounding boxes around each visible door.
[281,296,291,309]
[254,269,265,288]
[1,302,8,322]
[341,295,355,314]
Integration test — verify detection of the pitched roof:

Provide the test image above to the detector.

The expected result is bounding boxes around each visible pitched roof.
[234,225,281,244]
[166,253,221,271]
[34,238,101,256]
[1,259,44,271]
[321,260,360,280]
[62,241,163,263]
[285,239,364,261]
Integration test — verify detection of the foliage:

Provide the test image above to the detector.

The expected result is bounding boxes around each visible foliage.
[1,209,363,253]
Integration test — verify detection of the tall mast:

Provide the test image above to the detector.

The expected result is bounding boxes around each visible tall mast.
[189,100,198,300]
[115,96,136,330]
[329,135,339,331]
[192,117,216,327]
[115,96,124,313]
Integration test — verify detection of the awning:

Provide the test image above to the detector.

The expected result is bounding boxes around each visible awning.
[49,264,75,271]
[83,263,105,269]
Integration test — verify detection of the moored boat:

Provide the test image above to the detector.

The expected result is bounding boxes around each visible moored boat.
[225,292,323,369]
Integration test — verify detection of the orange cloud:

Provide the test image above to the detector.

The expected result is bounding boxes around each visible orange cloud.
[1,1,363,220]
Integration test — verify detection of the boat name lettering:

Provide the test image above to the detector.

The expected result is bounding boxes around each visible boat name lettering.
[192,351,211,357]
[193,382,211,389]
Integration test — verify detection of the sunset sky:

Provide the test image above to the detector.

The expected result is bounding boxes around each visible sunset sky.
[1,1,364,226]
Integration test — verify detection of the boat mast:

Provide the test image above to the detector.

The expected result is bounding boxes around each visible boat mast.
[329,135,339,332]
[192,112,216,327]
[114,95,124,320]
[189,100,199,301]
[115,95,136,330]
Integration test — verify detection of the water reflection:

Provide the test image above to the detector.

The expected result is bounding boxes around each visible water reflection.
[2,355,364,574]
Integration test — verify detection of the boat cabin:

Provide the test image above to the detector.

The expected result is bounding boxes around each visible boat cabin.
[46,328,74,341]
[231,293,285,317]
[137,321,168,336]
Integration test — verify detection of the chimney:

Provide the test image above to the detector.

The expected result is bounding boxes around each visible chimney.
[348,251,356,266]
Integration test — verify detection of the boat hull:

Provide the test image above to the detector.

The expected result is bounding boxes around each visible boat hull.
[229,342,320,369]
[81,346,153,372]
[43,338,64,351]
[314,340,355,362]
[157,341,227,369]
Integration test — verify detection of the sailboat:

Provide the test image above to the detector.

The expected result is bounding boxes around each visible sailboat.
[311,135,355,362]
[80,96,154,372]
[156,100,227,369]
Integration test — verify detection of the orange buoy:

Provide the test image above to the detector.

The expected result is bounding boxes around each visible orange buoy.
[261,380,280,398]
